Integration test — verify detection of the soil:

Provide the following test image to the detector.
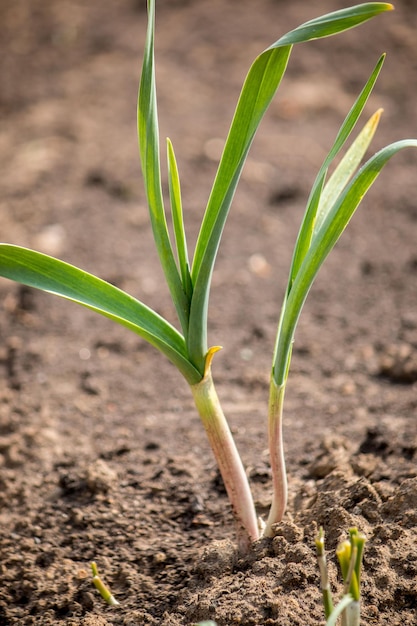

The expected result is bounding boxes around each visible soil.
[1,1,417,624]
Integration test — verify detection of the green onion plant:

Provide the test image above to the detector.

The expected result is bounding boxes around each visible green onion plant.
[0,1,416,551]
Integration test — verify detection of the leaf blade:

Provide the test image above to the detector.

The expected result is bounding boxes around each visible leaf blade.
[188,44,293,370]
[273,139,417,385]
[0,245,201,384]
[188,4,393,371]
[138,0,190,333]
[288,54,385,288]
[167,138,193,302]
[315,108,382,234]
[272,3,393,47]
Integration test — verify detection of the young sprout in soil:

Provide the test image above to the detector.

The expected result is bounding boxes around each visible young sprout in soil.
[315,528,366,626]
[90,561,120,607]
[0,2,416,551]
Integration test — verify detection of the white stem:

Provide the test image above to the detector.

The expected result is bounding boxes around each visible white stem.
[191,369,259,551]
[342,600,360,626]
[263,378,287,536]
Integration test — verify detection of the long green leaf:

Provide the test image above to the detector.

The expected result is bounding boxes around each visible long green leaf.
[188,3,393,372]
[274,3,393,47]
[167,138,193,303]
[0,245,201,385]
[188,46,291,371]
[138,0,190,334]
[314,108,382,234]
[273,139,417,385]
[289,54,385,287]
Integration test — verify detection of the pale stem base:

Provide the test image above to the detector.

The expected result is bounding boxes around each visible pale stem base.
[342,600,360,626]
[191,369,259,551]
[263,378,287,537]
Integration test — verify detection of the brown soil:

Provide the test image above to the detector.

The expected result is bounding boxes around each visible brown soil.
[1,1,417,624]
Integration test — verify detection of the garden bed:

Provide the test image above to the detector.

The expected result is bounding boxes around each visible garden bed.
[0,1,416,624]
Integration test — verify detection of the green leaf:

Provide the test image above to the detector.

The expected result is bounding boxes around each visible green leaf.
[273,3,393,47]
[0,245,201,385]
[315,108,382,234]
[188,45,291,370]
[138,0,190,334]
[288,54,385,287]
[288,169,327,292]
[349,528,366,599]
[273,139,417,385]
[188,3,393,372]
[167,138,193,302]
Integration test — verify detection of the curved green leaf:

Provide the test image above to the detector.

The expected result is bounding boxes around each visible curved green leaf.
[138,0,190,334]
[314,108,382,235]
[289,54,385,288]
[273,139,417,385]
[188,45,291,371]
[273,3,393,47]
[0,245,201,385]
[167,138,193,303]
[188,3,394,371]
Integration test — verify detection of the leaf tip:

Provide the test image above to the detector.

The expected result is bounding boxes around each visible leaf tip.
[371,107,384,129]
[204,345,223,378]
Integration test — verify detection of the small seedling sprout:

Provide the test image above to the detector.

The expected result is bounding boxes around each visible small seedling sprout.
[336,529,366,626]
[315,528,335,620]
[0,1,416,551]
[315,528,366,626]
[90,561,120,606]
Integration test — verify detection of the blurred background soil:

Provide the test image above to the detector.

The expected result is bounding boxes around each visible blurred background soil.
[0,1,416,624]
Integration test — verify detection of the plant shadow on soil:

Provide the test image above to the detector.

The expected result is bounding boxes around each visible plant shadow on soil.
[0,0,416,624]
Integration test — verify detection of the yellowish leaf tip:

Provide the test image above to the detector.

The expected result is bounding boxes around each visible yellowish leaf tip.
[204,346,223,378]
[365,108,384,135]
